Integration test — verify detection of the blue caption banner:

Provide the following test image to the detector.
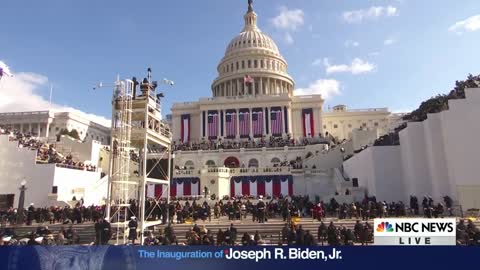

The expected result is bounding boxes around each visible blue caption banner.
[0,246,478,270]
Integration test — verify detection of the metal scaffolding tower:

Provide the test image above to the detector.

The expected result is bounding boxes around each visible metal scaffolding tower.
[103,70,172,245]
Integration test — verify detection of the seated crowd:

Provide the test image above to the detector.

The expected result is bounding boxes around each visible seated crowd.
[1,126,97,172]
[1,194,478,246]
[172,134,330,152]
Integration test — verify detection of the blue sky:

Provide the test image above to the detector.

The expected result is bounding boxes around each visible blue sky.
[1,0,479,124]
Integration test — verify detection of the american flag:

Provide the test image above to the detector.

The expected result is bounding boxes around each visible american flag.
[0,67,12,79]
[271,109,283,136]
[226,112,237,138]
[239,111,250,137]
[208,113,218,138]
[244,75,254,84]
[252,110,263,137]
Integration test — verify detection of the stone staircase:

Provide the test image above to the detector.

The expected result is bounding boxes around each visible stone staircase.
[6,217,478,245]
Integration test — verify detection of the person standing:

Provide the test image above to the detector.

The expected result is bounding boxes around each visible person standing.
[128,216,138,245]
[101,218,111,245]
[257,197,266,223]
[229,223,238,245]
[94,219,102,245]
[317,221,327,246]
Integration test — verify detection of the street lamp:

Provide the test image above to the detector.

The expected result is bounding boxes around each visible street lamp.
[166,152,175,224]
[16,178,27,225]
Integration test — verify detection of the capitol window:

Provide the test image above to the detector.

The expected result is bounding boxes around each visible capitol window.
[242,61,245,69]
[206,160,216,168]
[236,62,239,70]
[374,122,379,127]
[334,124,338,129]
[248,60,251,68]
[254,60,258,68]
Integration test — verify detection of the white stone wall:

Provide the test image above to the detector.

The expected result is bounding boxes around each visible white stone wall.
[0,135,105,207]
[342,88,480,209]
[58,136,103,166]
[343,146,405,202]
[399,122,433,200]
[294,172,337,199]
[351,128,379,151]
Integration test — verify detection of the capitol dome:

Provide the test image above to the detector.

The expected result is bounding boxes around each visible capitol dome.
[224,23,281,58]
[212,1,294,98]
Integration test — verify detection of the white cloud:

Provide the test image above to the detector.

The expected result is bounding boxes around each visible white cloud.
[345,40,360,47]
[271,7,305,31]
[324,58,376,75]
[343,6,398,23]
[449,15,480,34]
[284,32,294,44]
[384,38,396,45]
[294,79,341,99]
[312,58,324,66]
[0,60,111,127]
[369,52,381,57]
[271,6,304,44]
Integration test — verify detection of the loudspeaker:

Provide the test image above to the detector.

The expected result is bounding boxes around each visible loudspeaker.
[352,178,359,187]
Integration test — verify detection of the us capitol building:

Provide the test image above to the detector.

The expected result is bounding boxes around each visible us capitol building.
[169,1,401,200]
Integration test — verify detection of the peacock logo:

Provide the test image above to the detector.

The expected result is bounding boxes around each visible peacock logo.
[377,221,394,232]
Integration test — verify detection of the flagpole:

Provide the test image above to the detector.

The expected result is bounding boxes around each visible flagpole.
[49,83,53,109]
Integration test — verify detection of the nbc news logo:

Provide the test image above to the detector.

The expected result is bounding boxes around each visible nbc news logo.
[376,222,394,233]
[374,218,456,246]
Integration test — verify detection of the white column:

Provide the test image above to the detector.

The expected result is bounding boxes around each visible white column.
[236,108,240,139]
[37,123,41,137]
[260,77,263,95]
[267,78,271,95]
[45,122,50,138]
[267,106,271,136]
[236,79,240,96]
[218,110,221,138]
[200,110,204,139]
[249,108,253,138]
[263,107,267,136]
[281,106,285,136]
[206,111,210,138]
[223,110,226,138]
[287,107,292,136]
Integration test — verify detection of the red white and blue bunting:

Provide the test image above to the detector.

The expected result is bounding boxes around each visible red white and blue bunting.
[230,175,293,197]
[145,184,167,198]
[170,178,201,197]
[302,108,314,138]
[181,114,190,143]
